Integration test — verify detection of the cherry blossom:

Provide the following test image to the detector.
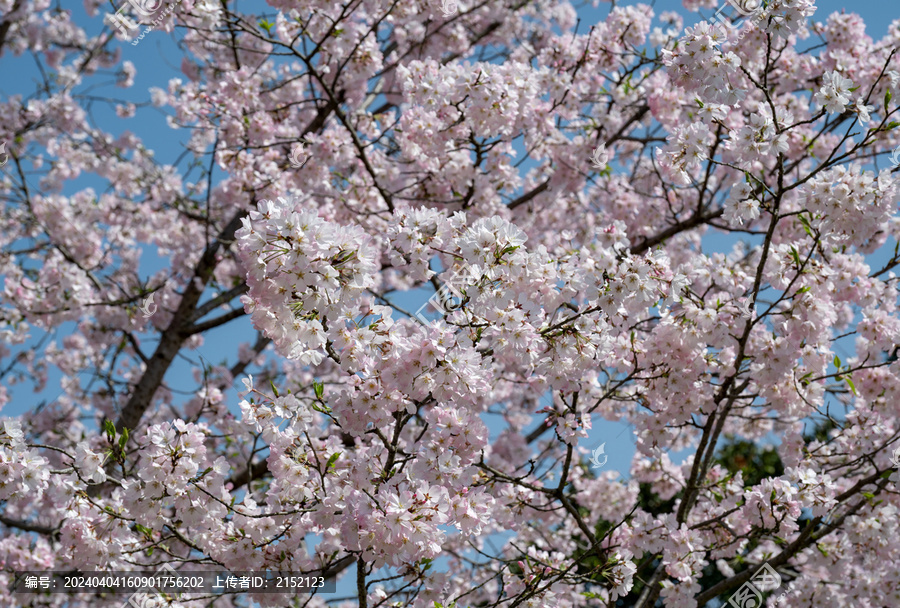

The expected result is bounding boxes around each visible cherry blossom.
[0,0,899,607]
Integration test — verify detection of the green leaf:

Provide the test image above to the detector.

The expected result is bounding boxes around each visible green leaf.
[816,543,828,557]
[332,249,357,266]
[833,355,841,369]
[313,381,324,400]
[789,246,801,267]
[848,85,860,92]
[326,451,341,472]
[118,427,129,449]
[103,419,115,439]
[798,371,814,386]
[270,380,279,397]
[312,402,332,414]
[842,375,858,396]
[797,213,813,237]
[885,88,892,108]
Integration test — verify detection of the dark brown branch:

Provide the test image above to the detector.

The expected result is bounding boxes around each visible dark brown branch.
[0,513,57,536]
[188,284,249,323]
[357,556,368,608]
[0,0,23,53]
[185,307,246,335]
[225,458,270,490]
[113,211,248,435]
[631,208,725,256]
[507,180,550,210]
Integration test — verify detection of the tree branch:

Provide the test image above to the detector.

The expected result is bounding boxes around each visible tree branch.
[0,513,57,536]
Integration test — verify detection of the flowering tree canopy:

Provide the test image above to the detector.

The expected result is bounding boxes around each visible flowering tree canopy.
[2,0,900,606]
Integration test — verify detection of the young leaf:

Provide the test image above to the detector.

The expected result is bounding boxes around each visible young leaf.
[842,375,858,396]
[326,452,341,471]
[797,213,813,237]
